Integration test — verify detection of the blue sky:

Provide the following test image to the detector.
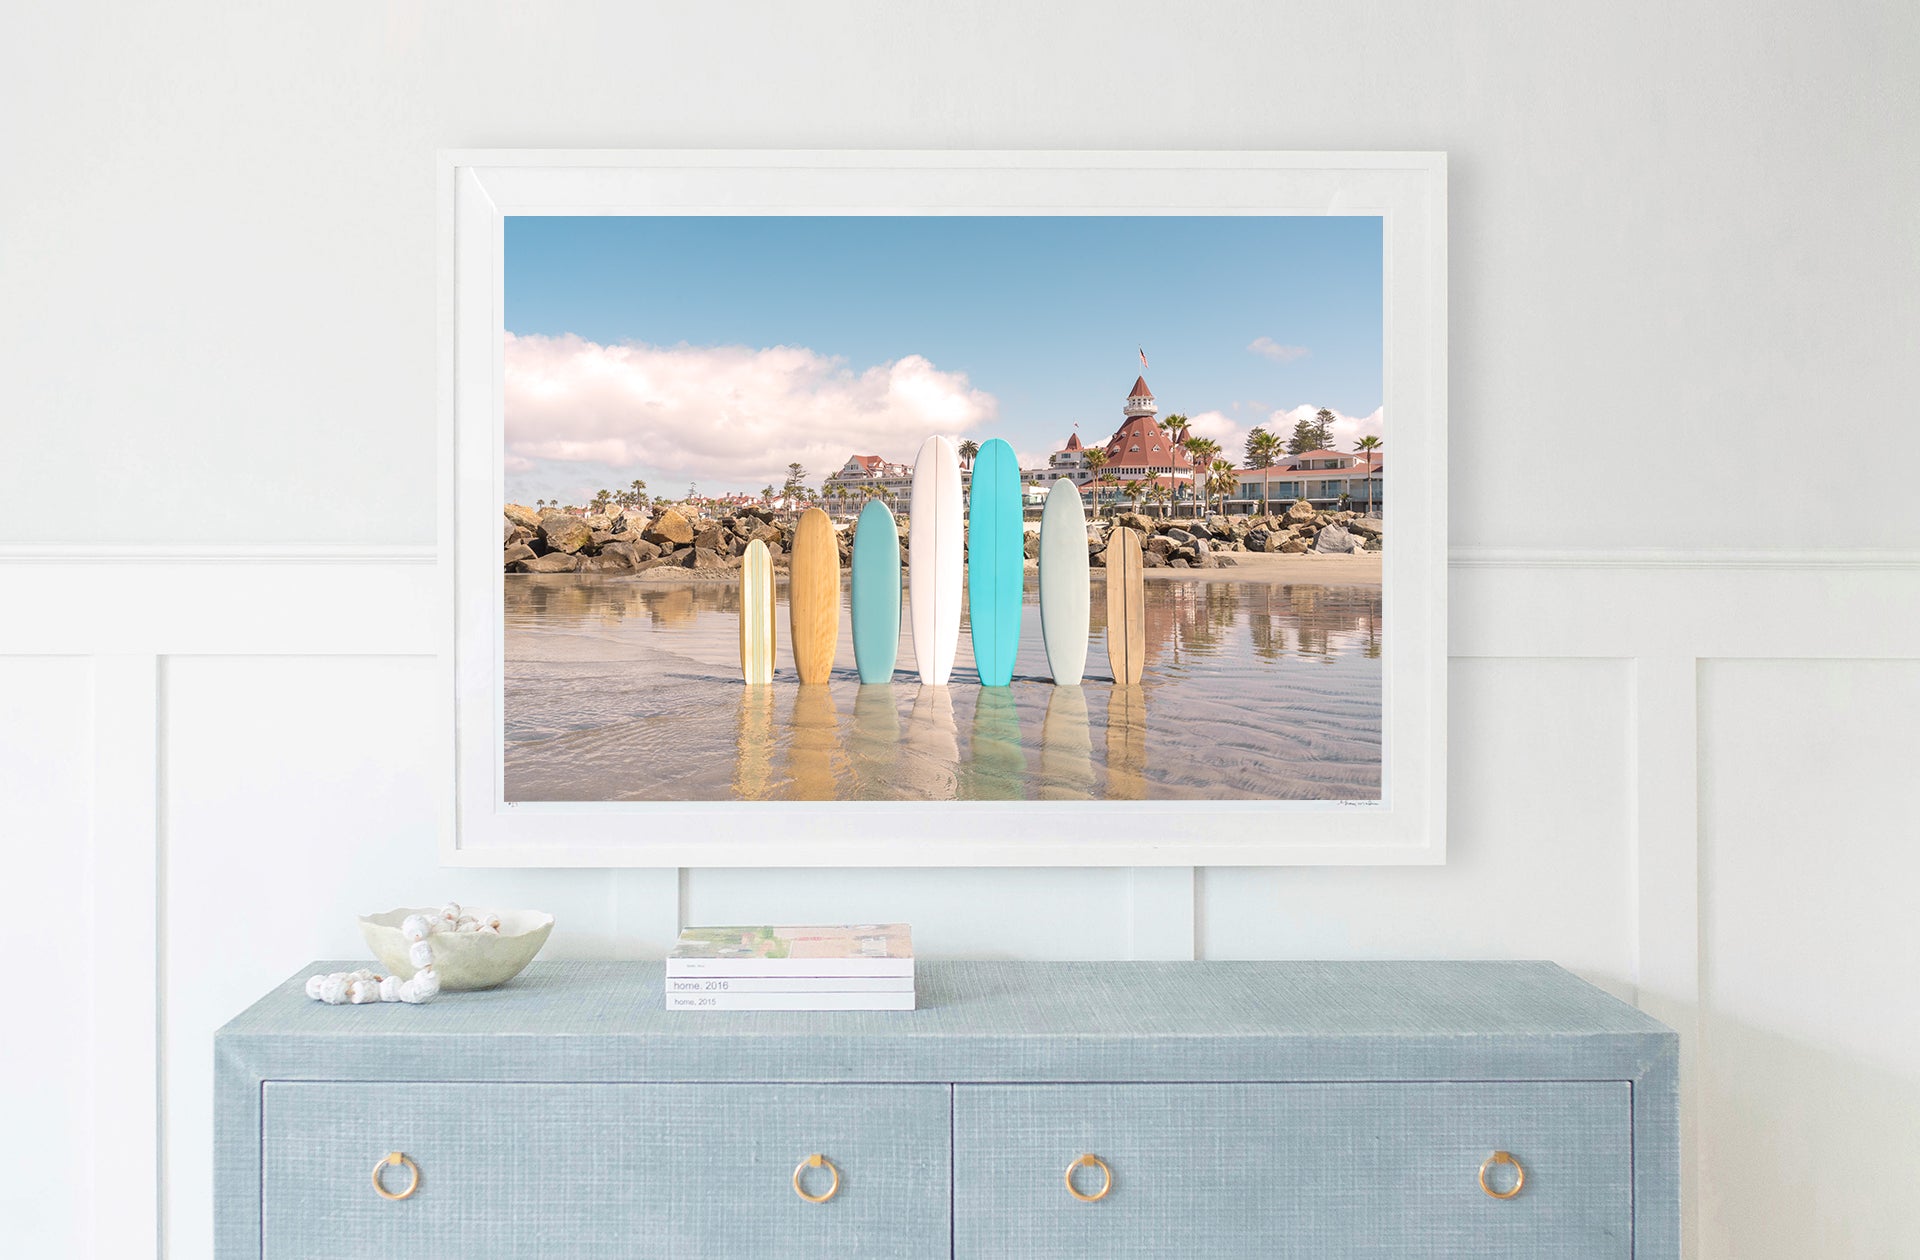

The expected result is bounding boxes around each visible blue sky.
[503,215,1382,504]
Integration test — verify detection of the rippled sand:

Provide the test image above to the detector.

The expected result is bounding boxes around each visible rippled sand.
[504,575,1382,802]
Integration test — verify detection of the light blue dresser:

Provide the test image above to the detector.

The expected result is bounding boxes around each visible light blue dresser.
[215,960,1678,1257]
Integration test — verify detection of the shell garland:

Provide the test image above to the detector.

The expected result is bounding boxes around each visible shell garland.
[304,903,500,1007]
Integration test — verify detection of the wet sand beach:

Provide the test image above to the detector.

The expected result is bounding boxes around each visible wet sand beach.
[504,572,1382,802]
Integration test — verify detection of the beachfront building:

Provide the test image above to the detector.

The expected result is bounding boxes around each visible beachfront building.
[1231,448,1384,513]
[1096,376,1195,511]
[1033,431,1094,488]
[821,453,916,512]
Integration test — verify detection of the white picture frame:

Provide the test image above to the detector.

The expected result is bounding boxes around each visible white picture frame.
[442,149,1446,867]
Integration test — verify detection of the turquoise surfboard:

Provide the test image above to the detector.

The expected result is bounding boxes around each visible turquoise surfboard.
[966,437,1024,687]
[851,499,902,684]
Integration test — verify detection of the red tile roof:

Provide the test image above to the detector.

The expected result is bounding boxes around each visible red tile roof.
[1101,416,1193,469]
[1064,432,1083,451]
[1128,376,1153,399]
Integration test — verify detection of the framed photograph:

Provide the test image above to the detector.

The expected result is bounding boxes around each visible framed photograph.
[443,150,1446,866]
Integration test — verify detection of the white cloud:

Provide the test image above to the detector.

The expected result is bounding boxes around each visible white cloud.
[503,333,998,492]
[1183,410,1248,464]
[1247,337,1310,363]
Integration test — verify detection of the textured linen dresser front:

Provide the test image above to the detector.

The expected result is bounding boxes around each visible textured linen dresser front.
[215,960,1679,1258]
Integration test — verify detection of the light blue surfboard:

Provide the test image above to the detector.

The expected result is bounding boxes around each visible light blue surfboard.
[966,437,1024,687]
[851,499,902,684]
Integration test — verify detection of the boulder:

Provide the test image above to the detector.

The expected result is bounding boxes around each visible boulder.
[1144,537,1174,557]
[1115,511,1153,534]
[1285,501,1317,525]
[1023,533,1040,560]
[1089,548,1106,568]
[1205,515,1232,537]
[601,539,658,565]
[503,503,542,531]
[585,513,614,532]
[1348,517,1384,538]
[513,552,582,573]
[642,508,695,547]
[1278,536,1310,554]
[1141,550,1168,568]
[591,530,618,547]
[684,547,731,569]
[582,554,631,572]
[692,527,727,552]
[744,520,783,545]
[1313,523,1361,554]
[503,543,535,566]
[1163,527,1195,544]
[539,515,593,554]
[507,526,534,547]
[1170,559,1191,569]
[1214,555,1238,568]
[1363,537,1383,551]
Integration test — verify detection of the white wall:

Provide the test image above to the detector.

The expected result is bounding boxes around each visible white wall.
[3,4,1916,1259]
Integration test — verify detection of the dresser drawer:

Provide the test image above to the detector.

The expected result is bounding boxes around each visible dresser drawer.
[261,1082,949,1259]
[953,1082,1633,1258]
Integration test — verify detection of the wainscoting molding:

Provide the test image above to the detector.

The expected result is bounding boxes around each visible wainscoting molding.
[5,543,1915,1259]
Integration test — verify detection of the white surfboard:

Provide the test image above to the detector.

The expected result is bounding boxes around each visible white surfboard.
[909,435,964,685]
[1038,477,1091,685]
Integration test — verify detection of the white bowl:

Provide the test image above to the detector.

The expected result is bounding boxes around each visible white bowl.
[358,907,555,991]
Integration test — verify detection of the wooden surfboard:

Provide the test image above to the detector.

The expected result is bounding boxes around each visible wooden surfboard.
[850,499,901,684]
[738,538,776,685]
[1105,526,1146,684]
[1037,477,1090,685]
[966,437,1024,687]
[908,435,963,685]
[788,507,840,684]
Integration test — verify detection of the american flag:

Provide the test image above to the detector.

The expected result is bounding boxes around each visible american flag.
[1138,347,1149,370]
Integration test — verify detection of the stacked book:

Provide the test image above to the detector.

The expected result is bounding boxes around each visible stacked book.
[664,924,914,1011]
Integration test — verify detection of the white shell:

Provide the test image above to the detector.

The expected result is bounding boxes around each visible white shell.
[407,940,433,968]
[358,907,555,991]
[401,914,434,942]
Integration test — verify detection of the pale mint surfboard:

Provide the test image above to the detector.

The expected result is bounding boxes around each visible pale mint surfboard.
[966,438,1024,687]
[1037,477,1091,685]
[851,499,901,684]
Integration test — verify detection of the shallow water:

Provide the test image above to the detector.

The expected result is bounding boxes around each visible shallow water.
[504,574,1382,801]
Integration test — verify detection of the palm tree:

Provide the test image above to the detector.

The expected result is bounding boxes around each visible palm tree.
[1123,479,1144,513]
[1354,436,1381,514]
[1248,429,1281,515]
[1183,437,1221,514]
[957,439,979,471]
[1208,458,1237,517]
[1160,413,1190,517]
[1082,448,1109,520]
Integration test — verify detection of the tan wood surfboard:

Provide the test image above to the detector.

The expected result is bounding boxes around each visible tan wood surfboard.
[738,538,775,685]
[1105,527,1146,684]
[789,507,841,684]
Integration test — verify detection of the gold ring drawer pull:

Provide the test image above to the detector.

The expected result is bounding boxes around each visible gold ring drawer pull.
[1065,1153,1112,1202]
[793,1153,840,1203]
[372,1152,420,1201]
[1479,1150,1524,1199]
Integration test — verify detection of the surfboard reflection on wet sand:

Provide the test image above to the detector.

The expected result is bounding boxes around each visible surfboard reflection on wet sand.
[505,575,1382,802]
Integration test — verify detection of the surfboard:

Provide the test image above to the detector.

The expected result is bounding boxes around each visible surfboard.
[850,499,901,684]
[1037,477,1091,685]
[788,507,840,685]
[1105,526,1146,685]
[908,435,963,685]
[738,538,776,685]
[966,437,1024,687]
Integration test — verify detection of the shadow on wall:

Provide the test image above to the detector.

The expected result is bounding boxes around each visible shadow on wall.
[1699,1012,1920,1258]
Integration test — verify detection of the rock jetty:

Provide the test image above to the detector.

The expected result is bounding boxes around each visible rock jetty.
[502,503,1383,575]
